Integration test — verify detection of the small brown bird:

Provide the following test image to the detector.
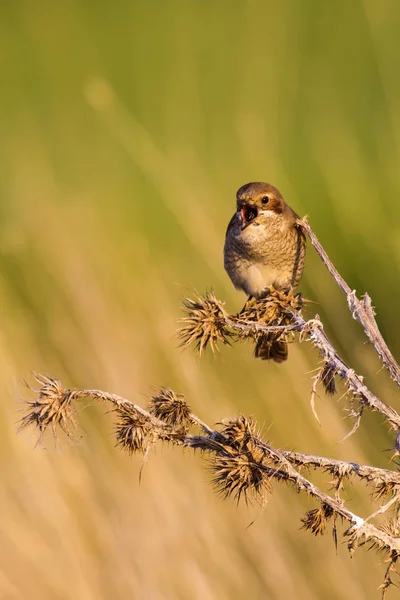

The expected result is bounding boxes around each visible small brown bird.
[224,182,306,362]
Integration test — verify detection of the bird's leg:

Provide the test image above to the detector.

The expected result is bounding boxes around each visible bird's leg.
[239,295,255,315]
[260,285,278,300]
[295,291,303,309]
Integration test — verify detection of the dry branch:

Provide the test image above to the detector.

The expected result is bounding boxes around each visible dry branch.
[280,449,400,491]
[298,218,400,389]
[186,431,400,554]
[179,290,400,434]
[19,373,400,581]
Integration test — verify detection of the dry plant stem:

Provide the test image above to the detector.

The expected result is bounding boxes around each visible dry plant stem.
[363,494,400,524]
[186,434,400,552]
[281,450,400,487]
[71,388,215,436]
[21,375,400,564]
[191,428,400,491]
[71,388,168,428]
[36,380,400,489]
[225,317,298,336]
[212,301,400,431]
[298,218,400,389]
[288,310,400,431]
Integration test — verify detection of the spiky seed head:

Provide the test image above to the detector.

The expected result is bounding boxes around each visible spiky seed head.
[148,388,192,428]
[239,288,302,322]
[301,504,335,536]
[219,415,259,453]
[20,372,77,440]
[211,444,271,504]
[373,481,400,501]
[178,292,232,355]
[236,288,302,344]
[320,360,337,395]
[381,517,400,539]
[115,405,153,454]
[207,415,271,504]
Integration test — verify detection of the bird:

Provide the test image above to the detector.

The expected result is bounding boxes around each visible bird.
[224,182,306,362]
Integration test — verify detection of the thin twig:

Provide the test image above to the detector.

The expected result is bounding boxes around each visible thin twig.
[363,494,400,524]
[310,374,322,426]
[298,218,400,389]
[72,388,168,427]
[279,450,400,488]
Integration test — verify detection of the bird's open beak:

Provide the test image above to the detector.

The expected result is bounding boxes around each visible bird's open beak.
[240,204,258,229]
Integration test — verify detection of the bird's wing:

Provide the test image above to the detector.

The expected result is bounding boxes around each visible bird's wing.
[225,212,238,237]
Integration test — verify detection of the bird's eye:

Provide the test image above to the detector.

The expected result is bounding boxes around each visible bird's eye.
[261,196,269,205]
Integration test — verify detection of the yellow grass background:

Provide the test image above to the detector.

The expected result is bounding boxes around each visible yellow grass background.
[2,1,400,598]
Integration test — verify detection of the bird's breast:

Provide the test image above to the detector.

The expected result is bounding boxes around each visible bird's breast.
[224,212,305,296]
[238,262,284,297]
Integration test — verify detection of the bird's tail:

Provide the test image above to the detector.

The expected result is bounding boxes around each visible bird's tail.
[254,336,288,363]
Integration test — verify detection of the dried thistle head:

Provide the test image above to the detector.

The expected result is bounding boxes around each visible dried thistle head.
[320,360,337,395]
[115,398,188,454]
[301,503,335,536]
[207,415,272,503]
[20,372,77,440]
[235,288,302,348]
[178,292,231,355]
[115,404,153,454]
[381,517,400,539]
[211,443,271,504]
[239,288,302,326]
[219,415,259,452]
[148,388,192,428]
[373,482,400,502]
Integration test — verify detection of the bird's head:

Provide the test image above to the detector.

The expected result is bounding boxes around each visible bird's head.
[236,182,290,229]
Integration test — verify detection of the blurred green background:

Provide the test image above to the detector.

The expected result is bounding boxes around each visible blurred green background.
[1,1,400,598]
